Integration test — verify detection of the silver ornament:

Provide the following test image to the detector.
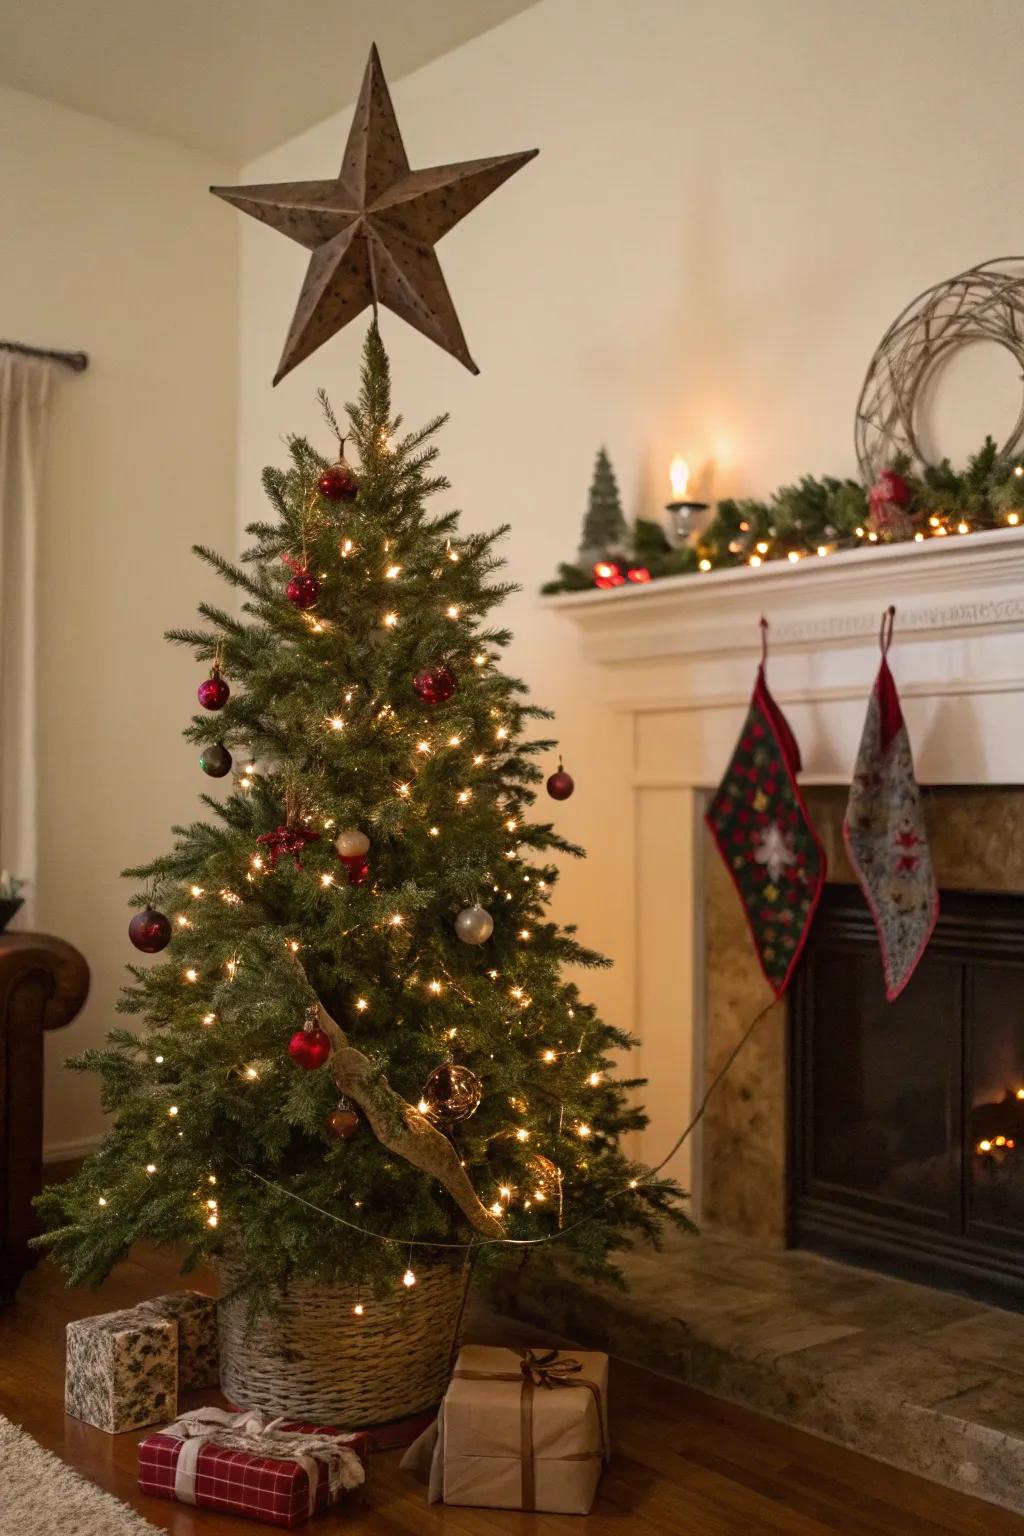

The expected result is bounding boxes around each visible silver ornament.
[335,827,370,859]
[455,904,494,944]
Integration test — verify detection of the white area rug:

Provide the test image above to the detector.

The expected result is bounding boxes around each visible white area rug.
[0,1415,161,1535]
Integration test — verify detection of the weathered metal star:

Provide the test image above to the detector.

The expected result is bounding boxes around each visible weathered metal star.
[211,44,538,384]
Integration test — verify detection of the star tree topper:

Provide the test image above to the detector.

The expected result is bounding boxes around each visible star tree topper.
[211,44,538,384]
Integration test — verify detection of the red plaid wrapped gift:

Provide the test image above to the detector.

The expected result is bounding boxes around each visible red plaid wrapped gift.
[138,1406,369,1529]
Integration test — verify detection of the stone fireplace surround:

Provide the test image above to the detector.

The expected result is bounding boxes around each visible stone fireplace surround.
[549,527,1024,1226]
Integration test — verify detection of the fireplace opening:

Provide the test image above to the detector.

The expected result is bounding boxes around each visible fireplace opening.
[789,884,1024,1307]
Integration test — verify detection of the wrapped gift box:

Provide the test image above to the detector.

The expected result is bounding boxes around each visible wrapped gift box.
[435,1345,609,1514]
[138,1407,370,1529]
[139,1290,218,1390]
[65,1308,177,1433]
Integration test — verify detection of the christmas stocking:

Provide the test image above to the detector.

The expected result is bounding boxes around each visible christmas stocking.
[844,607,939,1000]
[706,621,826,999]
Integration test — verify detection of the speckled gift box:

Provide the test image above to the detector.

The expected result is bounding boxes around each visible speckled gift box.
[65,1308,178,1433]
[140,1290,218,1391]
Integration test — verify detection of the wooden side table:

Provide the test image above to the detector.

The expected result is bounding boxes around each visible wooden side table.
[0,932,89,1301]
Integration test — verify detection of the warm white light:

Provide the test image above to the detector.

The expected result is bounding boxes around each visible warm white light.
[446,605,460,619]
[176,915,190,928]
[516,1128,530,1143]
[355,997,368,1011]
[914,532,925,542]
[329,716,345,732]
[145,1164,157,1173]
[499,1185,512,1200]
[756,541,769,554]
[397,782,411,798]
[383,611,398,628]
[542,1049,557,1063]
[202,1012,216,1027]
[1016,466,1024,478]
[244,1065,258,1080]
[749,554,762,568]
[489,1201,503,1216]
[787,550,800,563]
[353,1302,364,1316]
[817,546,828,557]
[629,1178,639,1189]
[385,565,402,579]
[957,521,969,535]
[154,1054,164,1064]
[855,526,865,538]
[207,1214,218,1228]
[341,539,355,556]
[473,653,487,667]
[588,1071,602,1087]
[287,942,299,955]
[518,929,531,941]
[168,1105,179,1118]
[417,1098,430,1114]
[698,558,711,572]
[389,913,404,927]
[321,873,335,888]
[577,1123,592,1138]
[183,968,198,984]
[472,754,485,766]
[428,980,443,995]
[457,789,472,804]
[98,1196,108,1207]
[189,885,204,898]
[402,1268,416,1288]
[669,455,690,498]
[1009,512,1021,526]
[496,727,508,741]
[428,826,440,837]
[417,740,431,755]
[208,1175,217,1185]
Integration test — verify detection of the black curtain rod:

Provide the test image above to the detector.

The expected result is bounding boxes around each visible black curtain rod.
[0,340,88,372]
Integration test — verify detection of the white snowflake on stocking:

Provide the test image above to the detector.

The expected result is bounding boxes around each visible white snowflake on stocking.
[753,823,796,882]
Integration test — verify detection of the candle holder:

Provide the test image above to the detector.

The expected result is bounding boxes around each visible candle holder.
[664,496,710,549]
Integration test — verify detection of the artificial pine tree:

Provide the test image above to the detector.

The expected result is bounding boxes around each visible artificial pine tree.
[577,447,628,567]
[39,328,689,1309]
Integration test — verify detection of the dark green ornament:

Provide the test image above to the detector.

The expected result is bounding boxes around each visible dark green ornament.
[199,743,232,778]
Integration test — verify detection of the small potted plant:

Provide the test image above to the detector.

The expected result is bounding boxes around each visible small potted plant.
[0,872,27,933]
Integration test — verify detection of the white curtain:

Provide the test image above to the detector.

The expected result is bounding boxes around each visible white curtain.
[0,351,58,927]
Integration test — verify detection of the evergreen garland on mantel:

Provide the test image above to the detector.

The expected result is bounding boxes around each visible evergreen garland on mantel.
[542,439,1024,595]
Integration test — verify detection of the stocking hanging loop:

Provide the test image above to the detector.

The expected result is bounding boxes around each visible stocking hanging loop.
[879,604,896,657]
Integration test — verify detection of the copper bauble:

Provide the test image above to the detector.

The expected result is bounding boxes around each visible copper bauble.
[422,1062,483,1123]
[327,1107,360,1141]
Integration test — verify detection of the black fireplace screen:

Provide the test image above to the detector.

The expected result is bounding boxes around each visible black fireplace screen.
[790,885,1024,1303]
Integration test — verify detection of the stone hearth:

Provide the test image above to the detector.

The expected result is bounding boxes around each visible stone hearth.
[491,1230,1024,1514]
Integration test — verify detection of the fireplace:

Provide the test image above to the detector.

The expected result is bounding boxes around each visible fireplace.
[790,883,1024,1305]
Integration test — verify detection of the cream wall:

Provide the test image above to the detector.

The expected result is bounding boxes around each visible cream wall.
[235,0,1024,1189]
[0,87,239,1156]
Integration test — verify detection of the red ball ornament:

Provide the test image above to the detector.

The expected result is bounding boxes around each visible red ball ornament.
[626,566,652,584]
[317,459,359,503]
[198,669,230,711]
[593,558,627,589]
[326,1107,360,1141]
[546,760,575,801]
[874,468,911,508]
[289,1023,331,1070]
[413,665,457,705]
[339,854,370,887]
[129,906,172,953]
[286,571,321,610]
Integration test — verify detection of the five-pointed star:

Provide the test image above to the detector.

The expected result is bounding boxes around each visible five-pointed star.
[211,44,538,384]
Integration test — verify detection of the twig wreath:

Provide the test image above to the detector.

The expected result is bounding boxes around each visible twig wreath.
[544,256,1024,593]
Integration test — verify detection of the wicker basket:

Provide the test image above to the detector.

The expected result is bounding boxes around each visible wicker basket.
[217,1260,469,1428]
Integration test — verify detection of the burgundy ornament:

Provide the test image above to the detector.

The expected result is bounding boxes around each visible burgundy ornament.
[873,468,911,508]
[198,669,230,711]
[546,759,575,801]
[289,1023,331,1070]
[256,823,321,870]
[129,906,172,953]
[317,459,359,503]
[413,664,457,705]
[286,571,321,610]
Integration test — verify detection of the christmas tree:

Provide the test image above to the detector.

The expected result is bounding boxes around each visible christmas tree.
[39,329,689,1306]
[577,447,628,567]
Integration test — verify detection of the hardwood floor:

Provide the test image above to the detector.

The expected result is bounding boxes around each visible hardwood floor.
[1,1244,1023,1535]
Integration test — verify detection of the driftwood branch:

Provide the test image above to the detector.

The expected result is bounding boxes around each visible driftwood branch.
[314,1000,504,1239]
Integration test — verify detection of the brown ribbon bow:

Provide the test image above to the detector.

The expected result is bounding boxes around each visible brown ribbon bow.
[454,1347,607,1512]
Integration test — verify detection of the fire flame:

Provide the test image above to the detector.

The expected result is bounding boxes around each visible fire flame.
[669,456,690,499]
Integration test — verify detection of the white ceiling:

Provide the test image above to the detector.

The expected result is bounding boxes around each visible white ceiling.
[0,0,538,165]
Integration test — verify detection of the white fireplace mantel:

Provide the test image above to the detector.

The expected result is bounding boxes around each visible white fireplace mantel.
[547,527,1024,787]
[546,529,1024,1198]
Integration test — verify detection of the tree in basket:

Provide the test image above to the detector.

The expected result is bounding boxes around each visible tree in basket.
[38,329,691,1421]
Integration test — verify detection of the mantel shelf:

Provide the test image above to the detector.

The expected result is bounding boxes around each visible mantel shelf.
[544,525,1024,667]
